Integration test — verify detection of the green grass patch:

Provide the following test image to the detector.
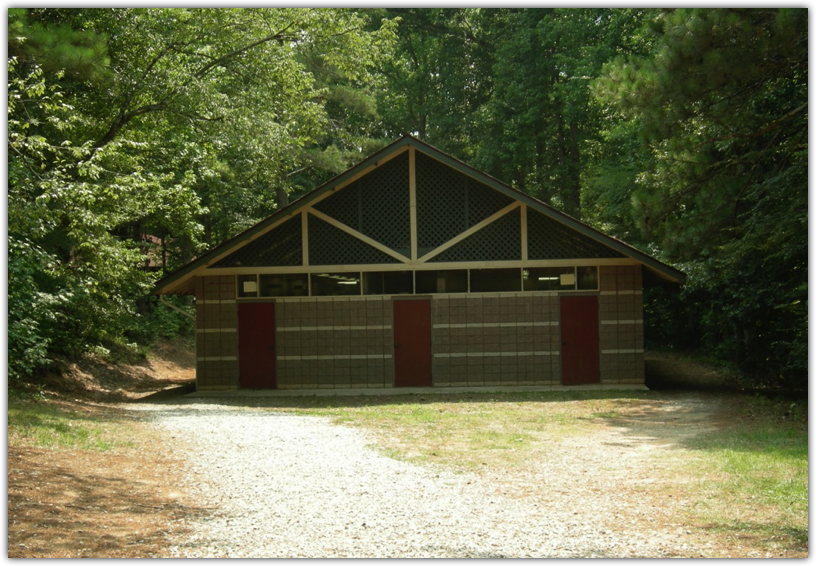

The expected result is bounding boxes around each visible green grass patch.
[8,399,136,451]
[284,390,652,469]
[679,397,808,553]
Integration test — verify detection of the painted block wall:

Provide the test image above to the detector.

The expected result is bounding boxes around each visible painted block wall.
[598,266,645,384]
[195,275,239,390]
[431,294,561,386]
[194,266,646,390]
[275,297,393,389]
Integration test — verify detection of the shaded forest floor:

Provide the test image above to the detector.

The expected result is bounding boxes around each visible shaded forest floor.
[8,340,199,558]
[8,343,808,557]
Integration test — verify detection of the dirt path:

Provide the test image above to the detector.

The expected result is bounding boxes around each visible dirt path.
[8,341,199,558]
[489,393,722,553]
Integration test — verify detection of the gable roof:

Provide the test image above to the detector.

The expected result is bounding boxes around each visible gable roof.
[153,135,685,295]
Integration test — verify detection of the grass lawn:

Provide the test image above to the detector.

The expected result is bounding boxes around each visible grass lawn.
[300,390,652,469]
[678,397,808,554]
[8,397,139,451]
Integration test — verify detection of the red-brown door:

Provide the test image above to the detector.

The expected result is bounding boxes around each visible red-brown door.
[393,299,432,387]
[560,296,600,385]
[238,303,277,389]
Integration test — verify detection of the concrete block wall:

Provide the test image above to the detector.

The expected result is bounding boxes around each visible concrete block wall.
[193,267,646,390]
[275,297,393,389]
[195,275,239,390]
[598,266,644,384]
[431,294,561,386]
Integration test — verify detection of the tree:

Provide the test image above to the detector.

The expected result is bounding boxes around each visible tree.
[8,60,177,374]
[376,8,646,222]
[472,9,647,219]
[8,8,110,83]
[594,8,807,256]
[594,8,807,384]
[7,8,397,379]
[374,8,497,160]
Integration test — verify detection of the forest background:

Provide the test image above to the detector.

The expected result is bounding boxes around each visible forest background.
[7,8,807,389]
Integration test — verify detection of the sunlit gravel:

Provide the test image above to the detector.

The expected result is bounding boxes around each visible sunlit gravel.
[144,404,705,558]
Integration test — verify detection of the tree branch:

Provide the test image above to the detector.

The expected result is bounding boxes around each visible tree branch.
[194,20,298,79]
[696,102,807,150]
[93,20,300,151]
[286,166,309,178]
[94,103,168,148]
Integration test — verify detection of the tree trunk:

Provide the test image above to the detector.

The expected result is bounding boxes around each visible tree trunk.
[276,185,288,209]
[564,121,582,219]
[556,114,582,219]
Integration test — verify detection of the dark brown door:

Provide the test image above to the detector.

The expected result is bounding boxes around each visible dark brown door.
[393,299,432,387]
[238,303,277,389]
[560,296,600,385]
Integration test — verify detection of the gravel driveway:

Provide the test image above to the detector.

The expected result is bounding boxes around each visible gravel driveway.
[140,401,709,558]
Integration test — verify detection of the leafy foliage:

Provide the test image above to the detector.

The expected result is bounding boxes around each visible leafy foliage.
[7,238,62,381]
[8,59,179,374]
[7,9,396,381]
[374,8,496,158]
[473,9,635,217]
[8,8,111,83]
[594,9,807,256]
[596,9,807,384]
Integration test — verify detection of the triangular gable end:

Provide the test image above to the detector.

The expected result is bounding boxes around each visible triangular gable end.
[428,206,522,263]
[527,208,626,260]
[152,135,684,296]
[307,214,404,266]
[415,151,515,256]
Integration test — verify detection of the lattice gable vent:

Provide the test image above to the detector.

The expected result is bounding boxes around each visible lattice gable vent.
[313,151,410,257]
[527,208,625,259]
[415,151,514,255]
[308,214,402,266]
[430,207,522,263]
[211,214,302,268]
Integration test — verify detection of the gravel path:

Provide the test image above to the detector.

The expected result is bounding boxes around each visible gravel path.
[139,402,710,558]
